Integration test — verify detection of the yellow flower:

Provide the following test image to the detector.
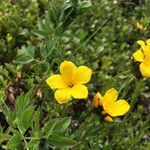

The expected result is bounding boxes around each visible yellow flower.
[136,21,143,30]
[101,110,107,115]
[94,88,130,118]
[133,39,150,78]
[135,22,146,30]
[93,92,103,107]
[104,116,113,123]
[102,88,130,117]
[46,61,92,104]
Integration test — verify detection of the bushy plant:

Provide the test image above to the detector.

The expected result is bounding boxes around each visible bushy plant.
[0,0,149,149]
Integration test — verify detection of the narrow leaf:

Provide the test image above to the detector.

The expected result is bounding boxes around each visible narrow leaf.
[48,134,77,148]
[54,117,71,134]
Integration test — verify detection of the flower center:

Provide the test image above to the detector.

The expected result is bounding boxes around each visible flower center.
[67,82,74,88]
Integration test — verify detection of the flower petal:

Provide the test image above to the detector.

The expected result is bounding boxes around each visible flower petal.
[93,92,103,107]
[140,62,150,78]
[73,66,92,84]
[136,22,143,29]
[146,39,150,46]
[143,56,150,66]
[101,110,107,115]
[71,85,88,99]
[104,116,113,122]
[102,88,118,108]
[60,61,76,84]
[133,49,144,62]
[143,45,150,56]
[46,74,67,89]
[55,88,72,104]
[137,40,145,47]
[105,100,130,117]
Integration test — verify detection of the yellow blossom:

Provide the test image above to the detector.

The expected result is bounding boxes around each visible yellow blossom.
[133,39,150,78]
[94,88,130,119]
[136,22,146,30]
[136,21,143,30]
[46,61,92,104]
[104,116,113,123]
[102,88,130,117]
[101,110,107,115]
[93,92,103,107]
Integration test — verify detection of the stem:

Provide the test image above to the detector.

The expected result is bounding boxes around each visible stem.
[23,138,29,150]
[34,59,41,63]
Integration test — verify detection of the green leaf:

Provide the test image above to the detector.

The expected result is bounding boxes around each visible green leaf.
[0,125,3,134]
[28,138,39,149]
[0,90,5,105]
[43,117,71,138]
[22,106,34,130]
[43,119,59,138]
[2,105,16,125]
[34,30,48,38]
[14,91,34,133]
[48,134,77,148]
[55,23,63,36]
[32,111,40,135]
[17,106,34,134]
[48,5,62,26]
[54,117,71,134]
[0,133,11,142]
[15,93,26,115]
[14,45,35,64]
[36,19,55,39]
[7,133,22,149]
[5,63,16,74]
[15,91,32,118]
[40,41,56,59]
[78,0,92,11]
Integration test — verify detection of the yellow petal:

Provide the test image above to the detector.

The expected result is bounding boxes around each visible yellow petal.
[93,97,99,107]
[55,88,72,104]
[104,116,113,122]
[71,84,88,99]
[102,88,118,108]
[101,110,107,115]
[60,61,76,84]
[146,39,150,46]
[136,22,143,29]
[93,92,103,107]
[143,56,150,66]
[133,49,144,62]
[143,45,150,56]
[140,62,150,78]
[137,40,145,47]
[46,74,67,89]
[73,66,92,84]
[105,100,130,117]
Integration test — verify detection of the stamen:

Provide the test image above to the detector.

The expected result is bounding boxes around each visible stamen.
[68,82,74,88]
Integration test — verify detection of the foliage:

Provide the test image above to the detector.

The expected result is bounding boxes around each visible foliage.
[0,0,149,149]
